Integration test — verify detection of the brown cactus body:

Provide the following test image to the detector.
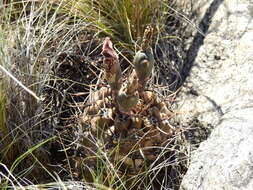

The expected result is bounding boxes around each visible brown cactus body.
[117,92,139,113]
[79,29,178,188]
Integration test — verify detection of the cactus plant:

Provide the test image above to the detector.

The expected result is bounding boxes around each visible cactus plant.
[78,27,185,189]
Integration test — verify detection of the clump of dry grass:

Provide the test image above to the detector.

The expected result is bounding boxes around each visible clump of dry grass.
[0,0,195,190]
[57,0,181,51]
[0,0,66,184]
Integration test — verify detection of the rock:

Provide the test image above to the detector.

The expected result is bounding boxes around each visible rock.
[180,108,253,190]
[179,0,253,189]
[178,0,253,127]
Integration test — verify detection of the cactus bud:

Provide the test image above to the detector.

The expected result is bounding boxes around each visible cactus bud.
[101,37,122,91]
[133,49,154,88]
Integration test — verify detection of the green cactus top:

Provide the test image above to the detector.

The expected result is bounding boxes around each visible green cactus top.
[133,49,154,85]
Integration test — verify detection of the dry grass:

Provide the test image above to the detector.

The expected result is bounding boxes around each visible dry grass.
[0,0,196,190]
[57,0,182,51]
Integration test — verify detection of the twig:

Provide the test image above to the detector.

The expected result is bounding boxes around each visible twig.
[0,65,41,101]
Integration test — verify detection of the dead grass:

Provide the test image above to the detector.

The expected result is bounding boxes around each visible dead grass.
[0,0,196,190]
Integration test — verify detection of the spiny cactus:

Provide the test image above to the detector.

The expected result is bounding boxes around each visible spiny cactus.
[78,26,184,188]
